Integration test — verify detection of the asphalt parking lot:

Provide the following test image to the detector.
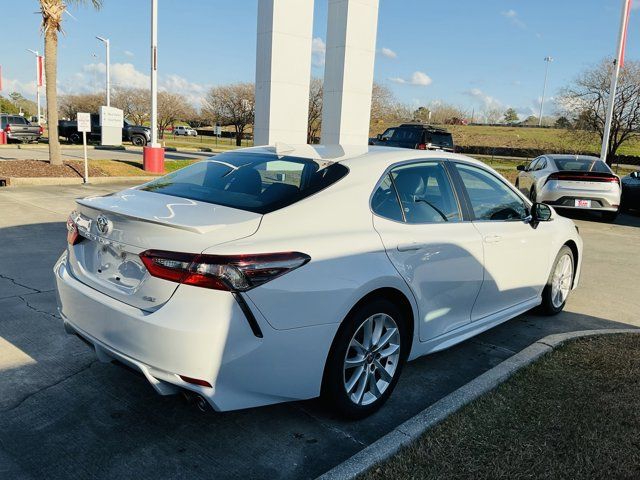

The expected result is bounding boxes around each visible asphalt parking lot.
[1,183,639,480]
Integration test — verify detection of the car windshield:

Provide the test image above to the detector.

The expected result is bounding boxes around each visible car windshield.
[140,152,349,214]
[552,158,611,173]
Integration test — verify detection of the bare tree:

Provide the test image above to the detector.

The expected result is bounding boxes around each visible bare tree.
[558,59,640,164]
[307,78,323,143]
[203,83,255,146]
[39,0,102,165]
[112,88,150,126]
[428,102,467,125]
[483,107,503,124]
[58,93,103,119]
[157,91,193,139]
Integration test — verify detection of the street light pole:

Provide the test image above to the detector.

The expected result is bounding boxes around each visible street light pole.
[26,49,41,124]
[150,0,158,147]
[538,56,553,127]
[96,36,110,106]
[600,0,633,162]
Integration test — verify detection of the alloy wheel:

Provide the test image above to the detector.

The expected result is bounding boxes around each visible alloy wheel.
[343,313,401,406]
[551,253,573,308]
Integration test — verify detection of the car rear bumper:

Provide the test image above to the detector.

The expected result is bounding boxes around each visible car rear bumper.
[539,184,621,211]
[7,133,40,141]
[54,251,337,411]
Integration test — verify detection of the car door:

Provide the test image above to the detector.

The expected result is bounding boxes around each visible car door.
[372,160,484,341]
[452,162,553,320]
[518,158,539,196]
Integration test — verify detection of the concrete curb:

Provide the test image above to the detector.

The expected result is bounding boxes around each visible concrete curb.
[317,328,640,480]
[4,175,158,186]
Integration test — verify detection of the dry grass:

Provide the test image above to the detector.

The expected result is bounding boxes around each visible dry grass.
[362,334,640,480]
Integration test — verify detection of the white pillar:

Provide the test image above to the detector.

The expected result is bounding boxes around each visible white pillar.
[254,0,313,146]
[321,0,379,146]
[150,0,159,147]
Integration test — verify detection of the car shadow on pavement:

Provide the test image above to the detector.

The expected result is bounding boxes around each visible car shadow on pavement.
[557,209,640,228]
[0,221,637,480]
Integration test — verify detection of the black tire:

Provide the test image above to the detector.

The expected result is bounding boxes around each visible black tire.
[538,245,574,316]
[601,210,618,222]
[69,133,81,144]
[322,297,410,419]
[131,135,146,147]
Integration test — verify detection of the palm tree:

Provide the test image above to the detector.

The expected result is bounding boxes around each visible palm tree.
[39,0,102,165]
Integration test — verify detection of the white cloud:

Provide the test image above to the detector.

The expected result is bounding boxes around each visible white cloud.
[464,88,503,110]
[123,50,134,58]
[84,62,149,89]
[1,78,37,97]
[311,37,326,67]
[501,9,526,28]
[379,47,397,59]
[390,71,432,86]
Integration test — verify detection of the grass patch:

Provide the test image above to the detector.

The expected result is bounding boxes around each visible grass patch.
[362,333,640,480]
[92,159,197,177]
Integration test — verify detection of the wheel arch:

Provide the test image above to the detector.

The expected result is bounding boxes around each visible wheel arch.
[563,239,579,286]
[321,286,417,386]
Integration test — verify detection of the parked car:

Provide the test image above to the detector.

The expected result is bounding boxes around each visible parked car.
[369,123,454,152]
[516,154,621,222]
[58,114,151,146]
[621,170,640,212]
[0,114,43,143]
[174,125,198,136]
[55,146,582,418]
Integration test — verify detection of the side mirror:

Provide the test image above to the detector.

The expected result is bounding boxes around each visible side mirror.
[376,134,383,141]
[516,165,526,171]
[530,202,552,228]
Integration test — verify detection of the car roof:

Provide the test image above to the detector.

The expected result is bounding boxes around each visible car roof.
[542,154,602,161]
[224,144,485,169]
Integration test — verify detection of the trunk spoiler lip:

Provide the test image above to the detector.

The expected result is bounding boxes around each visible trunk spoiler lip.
[76,196,262,235]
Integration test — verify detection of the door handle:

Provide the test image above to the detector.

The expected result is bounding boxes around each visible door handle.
[397,242,422,252]
[483,234,502,244]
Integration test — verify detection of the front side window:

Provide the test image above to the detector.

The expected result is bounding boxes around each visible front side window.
[373,161,461,224]
[141,153,348,214]
[455,163,527,221]
[390,128,422,144]
[381,129,395,140]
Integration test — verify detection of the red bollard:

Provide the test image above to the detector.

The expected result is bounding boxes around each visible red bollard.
[0,131,7,145]
[143,146,165,173]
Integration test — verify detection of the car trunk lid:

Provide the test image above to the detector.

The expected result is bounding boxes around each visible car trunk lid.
[67,188,262,311]
[546,171,620,192]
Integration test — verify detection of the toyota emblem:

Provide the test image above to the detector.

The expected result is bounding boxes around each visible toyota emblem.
[96,214,112,235]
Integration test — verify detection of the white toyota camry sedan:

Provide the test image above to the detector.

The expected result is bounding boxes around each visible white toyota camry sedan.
[54,145,582,418]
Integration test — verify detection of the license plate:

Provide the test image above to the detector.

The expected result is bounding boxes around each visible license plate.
[575,199,591,208]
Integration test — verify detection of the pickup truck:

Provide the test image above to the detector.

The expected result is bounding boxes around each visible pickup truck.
[58,114,151,146]
[1,114,43,143]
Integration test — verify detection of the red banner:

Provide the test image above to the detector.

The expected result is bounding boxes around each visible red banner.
[37,55,44,87]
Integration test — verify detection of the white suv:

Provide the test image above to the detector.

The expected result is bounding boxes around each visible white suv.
[174,125,197,136]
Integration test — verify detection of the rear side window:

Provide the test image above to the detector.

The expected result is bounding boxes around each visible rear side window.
[372,161,461,224]
[552,158,611,173]
[141,153,349,214]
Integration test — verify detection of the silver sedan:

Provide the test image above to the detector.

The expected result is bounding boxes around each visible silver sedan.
[516,154,621,221]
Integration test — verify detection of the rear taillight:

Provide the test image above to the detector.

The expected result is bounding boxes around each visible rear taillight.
[4,125,10,133]
[139,250,311,292]
[66,214,81,245]
[39,125,44,135]
[545,172,620,186]
[417,143,427,150]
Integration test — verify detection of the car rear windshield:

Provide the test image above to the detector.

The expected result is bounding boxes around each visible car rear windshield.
[428,132,453,147]
[140,152,349,214]
[552,158,612,173]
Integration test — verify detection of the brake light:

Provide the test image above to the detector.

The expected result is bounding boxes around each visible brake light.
[39,125,44,135]
[4,124,10,133]
[139,250,311,292]
[66,214,81,245]
[179,375,212,388]
[545,172,620,186]
[417,143,427,150]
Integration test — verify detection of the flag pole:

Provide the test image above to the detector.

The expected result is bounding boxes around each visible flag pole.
[600,0,633,162]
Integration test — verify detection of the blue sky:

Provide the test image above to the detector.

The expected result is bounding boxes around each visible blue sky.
[1,0,638,118]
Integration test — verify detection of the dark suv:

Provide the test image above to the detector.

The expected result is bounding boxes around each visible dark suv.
[369,123,454,152]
